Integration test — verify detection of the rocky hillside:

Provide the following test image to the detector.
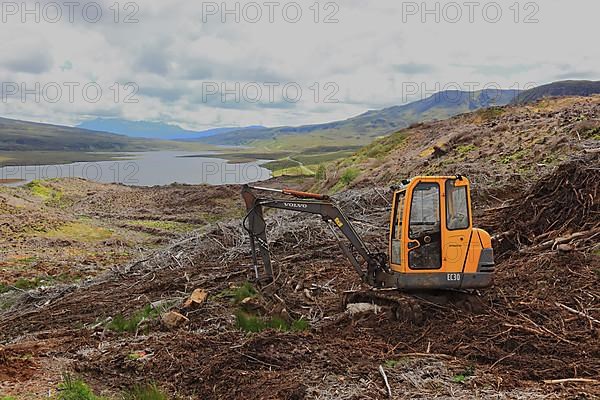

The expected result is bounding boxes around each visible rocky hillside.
[514,80,600,104]
[322,96,600,201]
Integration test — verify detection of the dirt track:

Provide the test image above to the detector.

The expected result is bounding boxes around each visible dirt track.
[0,154,598,399]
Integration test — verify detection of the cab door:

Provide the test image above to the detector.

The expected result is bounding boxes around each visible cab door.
[442,179,472,273]
[406,182,442,271]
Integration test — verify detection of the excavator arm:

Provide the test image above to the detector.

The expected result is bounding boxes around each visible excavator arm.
[241,185,387,285]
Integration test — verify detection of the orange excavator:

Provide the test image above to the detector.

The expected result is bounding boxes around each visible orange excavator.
[242,175,494,295]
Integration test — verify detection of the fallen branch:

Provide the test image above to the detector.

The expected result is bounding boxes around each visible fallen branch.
[556,302,600,325]
[543,378,599,384]
[378,365,392,398]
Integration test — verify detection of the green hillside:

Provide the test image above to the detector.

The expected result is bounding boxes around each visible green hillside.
[200,89,521,151]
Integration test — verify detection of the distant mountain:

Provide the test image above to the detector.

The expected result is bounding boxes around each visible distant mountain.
[0,117,164,152]
[321,95,600,192]
[513,80,600,104]
[198,89,521,148]
[77,118,264,140]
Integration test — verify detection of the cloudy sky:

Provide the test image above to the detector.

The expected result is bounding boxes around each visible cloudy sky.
[0,0,597,130]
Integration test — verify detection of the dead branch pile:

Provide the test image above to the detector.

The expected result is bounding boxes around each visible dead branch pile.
[481,154,600,255]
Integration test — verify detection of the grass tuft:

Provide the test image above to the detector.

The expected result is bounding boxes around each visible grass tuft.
[107,304,164,333]
[57,373,104,400]
[45,220,113,242]
[452,365,475,383]
[290,318,310,332]
[235,311,310,333]
[123,383,168,400]
[456,144,476,155]
[26,180,65,205]
[0,277,45,294]
[235,311,266,333]
[340,168,360,185]
[220,282,257,303]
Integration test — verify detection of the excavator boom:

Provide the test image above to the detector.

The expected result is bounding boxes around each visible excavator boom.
[242,185,387,284]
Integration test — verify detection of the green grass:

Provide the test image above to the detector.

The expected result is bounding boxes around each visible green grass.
[123,383,168,400]
[0,277,45,293]
[26,180,64,204]
[263,149,357,178]
[476,107,505,120]
[452,365,475,383]
[272,164,315,178]
[352,131,408,161]
[314,164,326,181]
[340,168,360,185]
[45,220,113,242]
[219,282,258,303]
[127,219,195,233]
[383,357,410,369]
[107,304,164,333]
[329,167,361,193]
[57,373,105,400]
[12,256,38,265]
[262,159,299,171]
[235,311,309,333]
[456,144,476,155]
[501,149,528,164]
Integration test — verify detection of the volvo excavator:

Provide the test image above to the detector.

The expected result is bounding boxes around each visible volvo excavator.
[242,176,495,318]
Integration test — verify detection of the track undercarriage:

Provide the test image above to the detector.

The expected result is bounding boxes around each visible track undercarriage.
[342,289,485,324]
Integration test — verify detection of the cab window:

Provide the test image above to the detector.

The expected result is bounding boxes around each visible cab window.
[446,180,470,230]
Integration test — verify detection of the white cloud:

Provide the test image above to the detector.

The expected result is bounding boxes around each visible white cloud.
[0,0,597,129]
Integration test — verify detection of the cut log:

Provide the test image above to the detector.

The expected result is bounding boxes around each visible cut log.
[161,311,189,328]
[182,288,208,309]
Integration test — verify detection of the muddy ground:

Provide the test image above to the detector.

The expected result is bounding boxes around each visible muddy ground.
[0,155,599,399]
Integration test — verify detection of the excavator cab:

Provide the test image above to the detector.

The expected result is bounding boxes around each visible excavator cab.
[385,176,494,290]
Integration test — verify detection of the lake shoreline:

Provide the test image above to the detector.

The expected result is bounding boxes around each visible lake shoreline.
[0,151,272,187]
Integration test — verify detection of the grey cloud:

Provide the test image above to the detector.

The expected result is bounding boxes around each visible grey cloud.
[394,63,436,75]
[187,88,297,111]
[134,46,171,75]
[181,59,290,83]
[1,50,53,74]
[453,63,538,76]
[139,86,185,102]
[554,71,597,80]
